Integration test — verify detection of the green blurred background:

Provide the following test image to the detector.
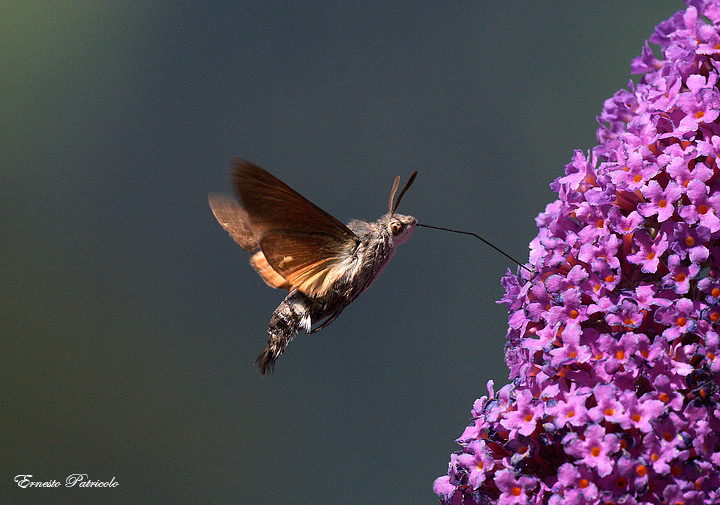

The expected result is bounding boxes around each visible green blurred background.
[2,1,682,504]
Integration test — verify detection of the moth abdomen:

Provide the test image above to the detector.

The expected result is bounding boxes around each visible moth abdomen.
[256,291,313,374]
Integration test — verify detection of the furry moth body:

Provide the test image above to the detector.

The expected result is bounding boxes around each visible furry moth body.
[209,160,417,374]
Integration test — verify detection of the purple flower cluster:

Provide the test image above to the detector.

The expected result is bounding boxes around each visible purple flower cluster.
[435,2,720,504]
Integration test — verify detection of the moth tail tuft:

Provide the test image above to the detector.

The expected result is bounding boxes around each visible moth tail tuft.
[254,347,277,375]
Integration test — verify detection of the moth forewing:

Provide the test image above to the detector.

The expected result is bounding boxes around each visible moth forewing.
[233,160,356,240]
[208,193,259,251]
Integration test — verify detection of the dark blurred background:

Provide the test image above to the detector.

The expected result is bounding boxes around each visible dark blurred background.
[2,1,682,504]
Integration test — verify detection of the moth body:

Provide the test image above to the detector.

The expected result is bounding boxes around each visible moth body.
[209,160,417,374]
[255,213,416,373]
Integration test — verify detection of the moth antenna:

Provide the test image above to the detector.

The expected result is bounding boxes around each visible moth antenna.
[417,223,532,273]
[391,171,418,214]
[388,176,401,215]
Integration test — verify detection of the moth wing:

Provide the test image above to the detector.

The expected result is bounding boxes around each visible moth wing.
[233,159,356,240]
[208,193,259,251]
[250,250,292,290]
[260,231,357,297]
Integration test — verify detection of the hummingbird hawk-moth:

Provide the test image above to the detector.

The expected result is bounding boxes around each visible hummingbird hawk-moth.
[209,160,418,374]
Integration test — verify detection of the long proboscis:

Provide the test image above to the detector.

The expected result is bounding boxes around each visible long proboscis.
[417,223,532,273]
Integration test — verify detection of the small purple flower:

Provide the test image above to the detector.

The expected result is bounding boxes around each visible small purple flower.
[671,222,711,263]
[678,180,720,232]
[634,283,673,310]
[607,206,644,234]
[653,374,685,411]
[563,424,620,477]
[544,288,587,341]
[578,233,621,273]
[546,385,590,428]
[456,440,495,489]
[665,144,713,188]
[662,253,701,294]
[499,389,542,437]
[655,298,698,341]
[552,462,599,502]
[631,42,662,74]
[494,469,538,505]
[597,332,644,374]
[432,475,456,501]
[663,483,700,505]
[626,230,669,273]
[639,179,683,222]
[609,148,658,190]
[703,331,720,373]
[554,149,597,192]
[675,73,720,133]
[643,431,680,474]
[549,331,592,368]
[604,298,646,329]
[618,390,665,432]
[696,134,720,158]
[587,384,629,426]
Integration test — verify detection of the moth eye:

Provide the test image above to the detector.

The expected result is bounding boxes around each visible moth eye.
[390,221,403,235]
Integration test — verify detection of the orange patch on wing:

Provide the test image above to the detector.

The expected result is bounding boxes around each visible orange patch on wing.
[251,251,292,290]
